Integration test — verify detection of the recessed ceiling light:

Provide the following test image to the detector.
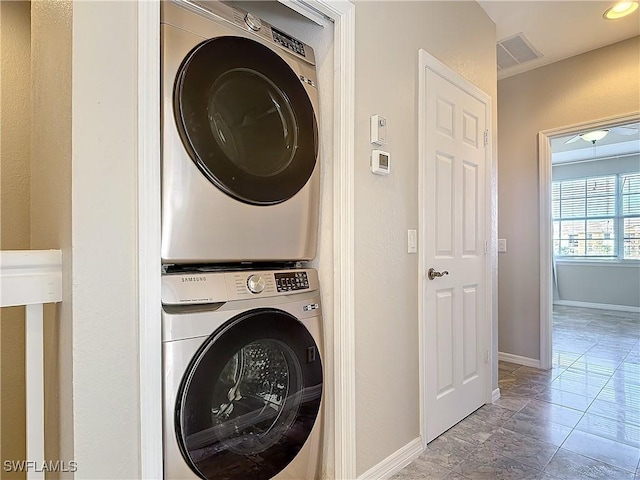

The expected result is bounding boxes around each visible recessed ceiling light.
[603,1,639,19]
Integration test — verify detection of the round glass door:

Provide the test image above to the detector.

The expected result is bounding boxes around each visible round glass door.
[174,36,318,205]
[175,308,323,480]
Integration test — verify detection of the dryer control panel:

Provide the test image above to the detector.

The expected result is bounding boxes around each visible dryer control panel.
[275,271,310,292]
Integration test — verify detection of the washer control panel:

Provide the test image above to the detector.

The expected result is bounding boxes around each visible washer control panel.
[162,268,319,305]
[275,271,309,292]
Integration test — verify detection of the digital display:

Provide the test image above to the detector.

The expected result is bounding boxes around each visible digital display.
[272,27,306,57]
[380,154,389,168]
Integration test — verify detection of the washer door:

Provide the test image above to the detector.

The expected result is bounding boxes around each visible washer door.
[175,308,323,480]
[174,36,318,205]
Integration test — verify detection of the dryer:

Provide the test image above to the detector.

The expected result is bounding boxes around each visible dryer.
[161,0,321,265]
[162,268,324,479]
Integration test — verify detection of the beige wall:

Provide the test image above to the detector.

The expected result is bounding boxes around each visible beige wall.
[30,0,72,475]
[497,36,640,360]
[352,2,497,474]
[0,1,31,476]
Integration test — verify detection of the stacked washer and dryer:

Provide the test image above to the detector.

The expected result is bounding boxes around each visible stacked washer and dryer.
[160,1,324,479]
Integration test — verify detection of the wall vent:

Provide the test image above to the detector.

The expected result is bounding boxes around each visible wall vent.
[497,33,543,70]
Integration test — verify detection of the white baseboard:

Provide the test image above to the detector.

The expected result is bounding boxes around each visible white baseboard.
[492,388,501,402]
[498,352,541,369]
[553,300,640,314]
[357,437,423,480]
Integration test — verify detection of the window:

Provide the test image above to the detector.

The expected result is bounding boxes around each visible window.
[553,173,640,260]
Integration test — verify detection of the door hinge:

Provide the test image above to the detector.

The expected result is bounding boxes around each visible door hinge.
[484,241,490,254]
[484,129,489,146]
[484,350,489,364]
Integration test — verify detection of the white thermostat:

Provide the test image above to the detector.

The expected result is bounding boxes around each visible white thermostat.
[371,150,391,175]
[370,114,387,145]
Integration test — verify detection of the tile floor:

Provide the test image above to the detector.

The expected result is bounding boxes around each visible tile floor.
[392,306,640,479]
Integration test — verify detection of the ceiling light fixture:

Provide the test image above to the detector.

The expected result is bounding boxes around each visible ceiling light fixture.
[603,1,639,19]
[581,129,609,144]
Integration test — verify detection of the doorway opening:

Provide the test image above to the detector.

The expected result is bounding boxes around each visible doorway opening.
[538,113,640,371]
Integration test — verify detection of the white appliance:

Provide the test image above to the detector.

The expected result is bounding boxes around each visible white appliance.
[162,268,324,480]
[161,0,321,265]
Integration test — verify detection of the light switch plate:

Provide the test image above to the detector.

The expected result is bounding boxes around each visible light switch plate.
[498,238,507,253]
[408,229,417,254]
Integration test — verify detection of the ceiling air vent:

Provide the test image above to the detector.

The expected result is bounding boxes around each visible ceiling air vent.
[497,33,543,70]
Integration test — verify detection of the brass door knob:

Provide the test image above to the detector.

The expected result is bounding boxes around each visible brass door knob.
[428,268,449,280]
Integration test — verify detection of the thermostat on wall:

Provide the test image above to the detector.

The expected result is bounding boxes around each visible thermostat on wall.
[371,150,391,175]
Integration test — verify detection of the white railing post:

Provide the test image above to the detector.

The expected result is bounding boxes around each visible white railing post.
[1,250,62,480]
[25,303,45,480]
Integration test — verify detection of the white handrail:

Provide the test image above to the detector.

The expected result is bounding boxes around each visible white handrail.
[1,250,62,480]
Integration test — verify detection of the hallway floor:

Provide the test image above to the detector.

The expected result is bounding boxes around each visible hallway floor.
[392,306,640,479]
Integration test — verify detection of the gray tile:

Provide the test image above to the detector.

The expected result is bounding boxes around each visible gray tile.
[544,448,635,480]
[510,366,556,385]
[423,435,477,469]
[556,369,610,390]
[442,415,500,446]
[569,357,619,376]
[547,376,603,398]
[443,472,469,480]
[535,388,594,411]
[599,379,640,399]
[492,393,531,412]
[499,377,548,397]
[453,445,543,480]
[392,454,453,479]
[502,413,573,447]
[588,398,640,427]
[468,404,516,426]
[499,361,521,374]
[482,428,558,470]
[518,399,584,428]
[551,351,582,369]
[562,429,640,473]
[576,412,640,448]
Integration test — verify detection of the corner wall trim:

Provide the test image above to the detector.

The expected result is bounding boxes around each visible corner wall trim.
[492,388,501,402]
[498,352,541,369]
[554,300,640,313]
[357,437,423,480]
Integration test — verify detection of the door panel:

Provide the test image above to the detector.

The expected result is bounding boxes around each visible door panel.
[423,64,488,442]
[435,289,455,395]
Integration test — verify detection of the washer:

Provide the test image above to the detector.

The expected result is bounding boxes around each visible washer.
[162,268,324,479]
[161,0,321,265]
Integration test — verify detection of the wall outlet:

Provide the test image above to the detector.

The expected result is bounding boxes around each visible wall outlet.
[498,238,507,253]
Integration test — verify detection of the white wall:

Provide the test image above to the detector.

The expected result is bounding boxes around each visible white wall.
[70,2,141,477]
[498,36,640,360]
[352,1,496,475]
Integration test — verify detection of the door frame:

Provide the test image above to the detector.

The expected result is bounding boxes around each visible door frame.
[136,1,356,478]
[537,111,640,371]
[417,50,495,447]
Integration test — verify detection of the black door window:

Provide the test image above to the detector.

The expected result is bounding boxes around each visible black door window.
[175,309,322,480]
[174,36,318,205]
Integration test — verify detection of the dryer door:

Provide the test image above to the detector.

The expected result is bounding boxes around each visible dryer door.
[174,36,318,206]
[175,308,323,480]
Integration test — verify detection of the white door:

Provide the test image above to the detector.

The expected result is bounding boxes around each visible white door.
[419,52,490,443]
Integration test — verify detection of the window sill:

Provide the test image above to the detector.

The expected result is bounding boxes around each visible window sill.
[555,258,640,267]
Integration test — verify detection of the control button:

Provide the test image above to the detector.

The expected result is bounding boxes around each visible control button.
[247,274,266,294]
[244,12,262,32]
